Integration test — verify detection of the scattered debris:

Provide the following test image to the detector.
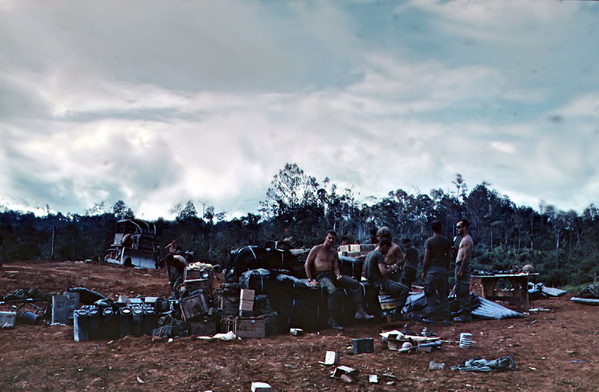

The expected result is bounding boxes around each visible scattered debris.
[570,297,599,305]
[352,338,374,354]
[451,356,517,372]
[212,331,236,341]
[251,381,272,391]
[529,307,551,313]
[331,365,359,381]
[417,341,442,352]
[529,283,566,298]
[473,296,523,320]
[0,311,16,329]
[398,342,413,353]
[429,361,445,371]
[320,351,339,366]
[459,333,473,349]
[381,330,441,352]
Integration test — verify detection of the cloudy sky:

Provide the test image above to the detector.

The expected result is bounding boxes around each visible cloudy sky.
[1,0,598,220]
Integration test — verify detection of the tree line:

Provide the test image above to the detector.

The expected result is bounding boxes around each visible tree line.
[1,163,597,288]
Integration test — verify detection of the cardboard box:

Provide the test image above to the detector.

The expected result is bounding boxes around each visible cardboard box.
[350,244,375,255]
[239,299,254,311]
[338,245,350,253]
[240,289,255,301]
[235,316,266,339]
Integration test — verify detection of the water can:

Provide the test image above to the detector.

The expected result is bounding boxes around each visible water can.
[119,307,132,338]
[73,309,89,342]
[131,306,144,337]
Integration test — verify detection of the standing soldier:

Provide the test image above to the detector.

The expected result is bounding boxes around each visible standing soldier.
[164,254,188,298]
[454,219,474,323]
[165,239,178,255]
[421,220,452,326]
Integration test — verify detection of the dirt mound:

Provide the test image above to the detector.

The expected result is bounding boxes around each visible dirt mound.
[0,261,597,391]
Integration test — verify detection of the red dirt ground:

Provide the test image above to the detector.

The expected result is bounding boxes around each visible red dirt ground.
[0,261,597,392]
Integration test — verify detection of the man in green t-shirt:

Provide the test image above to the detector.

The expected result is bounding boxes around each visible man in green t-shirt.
[364,238,409,318]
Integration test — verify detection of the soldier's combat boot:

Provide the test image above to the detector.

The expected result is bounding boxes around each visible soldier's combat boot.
[328,317,343,331]
[354,308,375,320]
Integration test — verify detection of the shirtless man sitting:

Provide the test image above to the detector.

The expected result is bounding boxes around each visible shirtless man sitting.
[305,230,374,331]
[377,226,405,281]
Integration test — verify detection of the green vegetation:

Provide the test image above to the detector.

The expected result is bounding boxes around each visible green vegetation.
[0,163,597,288]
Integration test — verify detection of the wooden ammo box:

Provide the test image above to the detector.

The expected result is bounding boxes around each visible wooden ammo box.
[219,295,239,316]
[235,316,266,339]
[189,319,217,336]
[180,292,209,321]
[185,279,212,292]
[219,315,236,334]
[184,268,213,293]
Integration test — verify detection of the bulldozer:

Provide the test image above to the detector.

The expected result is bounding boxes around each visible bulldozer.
[104,219,158,269]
